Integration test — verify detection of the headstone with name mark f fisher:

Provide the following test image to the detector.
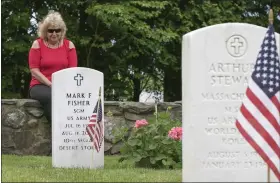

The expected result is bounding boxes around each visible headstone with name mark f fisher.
[52,67,104,169]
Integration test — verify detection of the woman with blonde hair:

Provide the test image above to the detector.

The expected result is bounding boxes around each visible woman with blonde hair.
[28,11,77,123]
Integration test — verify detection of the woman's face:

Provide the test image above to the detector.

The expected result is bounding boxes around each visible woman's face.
[47,24,62,43]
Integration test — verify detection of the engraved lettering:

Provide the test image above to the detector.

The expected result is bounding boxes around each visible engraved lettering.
[209,63,254,73]
[74,109,85,113]
[201,92,245,101]
[66,93,85,98]
[205,127,237,135]
[76,116,91,120]
[81,146,94,150]
[68,100,90,106]
[62,131,73,135]
[59,145,78,150]
[78,138,92,143]
[222,137,246,145]
[210,75,249,86]
[65,124,74,128]
[202,161,242,169]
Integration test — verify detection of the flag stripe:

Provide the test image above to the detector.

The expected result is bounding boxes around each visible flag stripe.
[237,112,279,171]
[95,123,101,135]
[246,87,280,135]
[87,125,100,151]
[271,95,280,110]
[96,124,101,148]
[86,125,96,141]
[240,104,280,158]
[86,127,93,141]
[89,123,100,142]
[236,121,280,180]
[90,115,97,122]
[92,126,100,142]
[98,123,103,148]
[86,126,99,152]
[250,81,279,120]
[243,89,280,143]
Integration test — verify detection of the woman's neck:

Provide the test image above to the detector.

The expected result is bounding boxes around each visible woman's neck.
[45,40,60,48]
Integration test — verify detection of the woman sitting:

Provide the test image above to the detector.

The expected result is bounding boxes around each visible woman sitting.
[28,11,77,123]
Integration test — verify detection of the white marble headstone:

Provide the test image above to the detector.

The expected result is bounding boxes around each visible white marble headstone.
[139,91,164,103]
[52,67,104,169]
[182,23,279,182]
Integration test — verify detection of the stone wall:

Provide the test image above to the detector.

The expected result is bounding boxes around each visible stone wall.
[1,99,182,156]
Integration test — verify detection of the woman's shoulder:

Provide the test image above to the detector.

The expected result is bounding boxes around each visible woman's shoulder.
[63,38,75,49]
[31,38,43,49]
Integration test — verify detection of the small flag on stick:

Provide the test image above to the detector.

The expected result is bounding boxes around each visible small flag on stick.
[86,87,103,152]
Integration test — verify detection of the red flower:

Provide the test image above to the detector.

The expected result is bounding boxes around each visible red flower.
[168,127,182,141]
[135,119,149,128]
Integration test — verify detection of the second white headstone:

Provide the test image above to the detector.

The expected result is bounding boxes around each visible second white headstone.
[182,23,279,182]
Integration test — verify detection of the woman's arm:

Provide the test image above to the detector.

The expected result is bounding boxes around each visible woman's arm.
[29,40,52,87]
[30,68,52,87]
[68,41,77,67]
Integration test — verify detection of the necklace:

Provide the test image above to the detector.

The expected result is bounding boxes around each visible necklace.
[46,41,60,48]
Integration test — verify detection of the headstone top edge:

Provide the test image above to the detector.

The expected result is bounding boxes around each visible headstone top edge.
[52,67,104,76]
[182,22,268,38]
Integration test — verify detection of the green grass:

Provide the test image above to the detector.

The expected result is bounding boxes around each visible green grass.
[2,155,182,182]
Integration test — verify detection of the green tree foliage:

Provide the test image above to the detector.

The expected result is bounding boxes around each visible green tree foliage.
[2,0,280,100]
[2,0,33,98]
[85,1,178,101]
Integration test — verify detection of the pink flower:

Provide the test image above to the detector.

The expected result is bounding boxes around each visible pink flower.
[168,127,182,141]
[135,119,149,128]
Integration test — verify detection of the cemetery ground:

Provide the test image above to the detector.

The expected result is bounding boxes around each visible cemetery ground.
[2,154,181,182]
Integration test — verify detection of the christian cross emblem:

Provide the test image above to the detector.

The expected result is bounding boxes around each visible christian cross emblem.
[74,74,84,86]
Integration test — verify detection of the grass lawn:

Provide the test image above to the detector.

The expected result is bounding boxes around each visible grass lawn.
[2,154,182,182]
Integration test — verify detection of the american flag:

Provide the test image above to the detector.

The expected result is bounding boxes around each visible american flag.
[86,96,103,153]
[235,24,280,181]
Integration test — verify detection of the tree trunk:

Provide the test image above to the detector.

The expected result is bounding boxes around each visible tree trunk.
[21,73,31,98]
[132,78,141,101]
[164,68,181,102]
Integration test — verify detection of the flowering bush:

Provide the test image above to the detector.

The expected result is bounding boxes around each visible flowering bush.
[113,108,182,169]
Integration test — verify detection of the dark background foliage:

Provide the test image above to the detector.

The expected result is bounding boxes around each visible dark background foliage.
[2,0,280,101]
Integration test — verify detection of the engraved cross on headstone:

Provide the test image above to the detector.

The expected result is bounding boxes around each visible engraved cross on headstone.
[74,74,84,86]
[231,37,244,54]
